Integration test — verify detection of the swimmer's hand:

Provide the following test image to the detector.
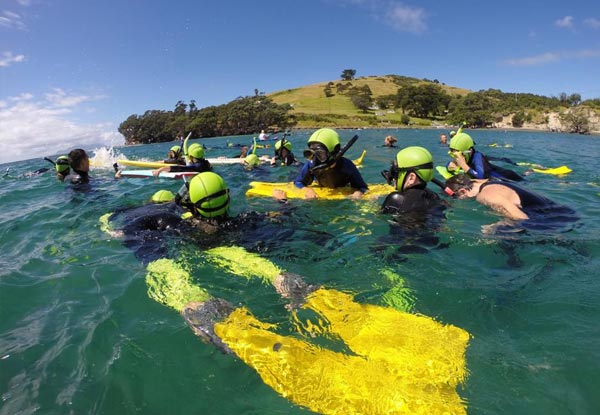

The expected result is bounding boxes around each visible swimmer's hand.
[303,187,318,200]
[349,190,364,200]
[273,189,288,202]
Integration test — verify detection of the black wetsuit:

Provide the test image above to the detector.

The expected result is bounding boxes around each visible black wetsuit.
[168,159,212,173]
[64,170,90,185]
[375,187,448,260]
[163,158,186,165]
[381,188,441,215]
[275,152,298,166]
[108,203,333,265]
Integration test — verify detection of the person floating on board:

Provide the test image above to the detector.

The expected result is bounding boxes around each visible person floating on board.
[445,173,578,226]
[287,128,368,200]
[152,143,211,177]
[383,135,398,147]
[446,132,524,181]
[63,149,90,184]
[270,136,297,166]
[258,129,269,141]
[163,145,186,165]
[380,146,443,215]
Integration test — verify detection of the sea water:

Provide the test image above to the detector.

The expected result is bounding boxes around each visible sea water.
[0,129,599,414]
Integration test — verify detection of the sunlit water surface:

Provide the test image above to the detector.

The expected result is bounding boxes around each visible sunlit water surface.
[1,129,599,414]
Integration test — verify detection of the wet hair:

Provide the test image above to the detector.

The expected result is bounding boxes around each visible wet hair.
[445,174,473,193]
[68,149,89,169]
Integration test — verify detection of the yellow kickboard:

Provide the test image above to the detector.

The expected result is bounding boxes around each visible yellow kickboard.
[532,165,572,175]
[246,182,394,199]
[117,159,178,168]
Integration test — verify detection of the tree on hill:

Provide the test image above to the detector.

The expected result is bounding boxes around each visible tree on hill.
[341,69,356,81]
[395,84,450,118]
[447,92,496,127]
[560,107,591,134]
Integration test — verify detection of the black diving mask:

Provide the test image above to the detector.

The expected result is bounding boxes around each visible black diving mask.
[303,144,329,163]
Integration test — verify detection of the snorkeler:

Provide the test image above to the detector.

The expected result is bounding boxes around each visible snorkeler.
[105,171,328,264]
[290,128,368,200]
[53,155,71,180]
[445,174,577,223]
[153,143,211,177]
[270,136,298,166]
[63,149,90,184]
[446,132,524,181]
[380,146,443,214]
[163,145,186,165]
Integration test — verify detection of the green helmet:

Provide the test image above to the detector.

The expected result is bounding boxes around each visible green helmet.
[449,133,474,152]
[188,143,204,159]
[170,145,181,153]
[55,155,70,174]
[244,154,260,166]
[274,139,292,153]
[188,172,230,218]
[395,146,434,190]
[151,189,174,203]
[307,128,340,153]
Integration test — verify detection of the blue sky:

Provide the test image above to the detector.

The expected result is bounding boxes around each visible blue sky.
[1,0,599,163]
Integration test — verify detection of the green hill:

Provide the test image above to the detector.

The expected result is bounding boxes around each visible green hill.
[268,75,470,128]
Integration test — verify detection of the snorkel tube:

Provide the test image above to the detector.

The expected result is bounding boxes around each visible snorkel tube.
[309,134,358,173]
[182,131,192,164]
[431,177,454,196]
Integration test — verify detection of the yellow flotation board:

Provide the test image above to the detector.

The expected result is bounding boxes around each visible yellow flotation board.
[531,165,572,175]
[117,159,178,168]
[246,182,394,199]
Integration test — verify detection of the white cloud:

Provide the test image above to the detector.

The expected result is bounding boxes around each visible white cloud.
[384,3,427,33]
[0,91,123,164]
[504,52,561,66]
[327,0,427,34]
[44,88,107,108]
[0,51,26,67]
[0,10,26,30]
[555,15,574,29]
[583,17,600,29]
[504,49,600,66]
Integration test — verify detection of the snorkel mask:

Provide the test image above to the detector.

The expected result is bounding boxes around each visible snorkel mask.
[303,143,330,164]
[381,160,434,191]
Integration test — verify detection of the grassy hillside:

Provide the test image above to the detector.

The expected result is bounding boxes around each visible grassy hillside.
[268,75,470,128]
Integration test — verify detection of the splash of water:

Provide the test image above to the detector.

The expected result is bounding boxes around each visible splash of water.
[89,146,127,170]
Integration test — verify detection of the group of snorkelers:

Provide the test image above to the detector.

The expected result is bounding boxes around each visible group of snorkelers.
[57,126,571,226]
[88,126,575,414]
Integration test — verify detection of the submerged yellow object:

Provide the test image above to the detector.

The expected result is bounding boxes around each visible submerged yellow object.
[145,247,471,415]
[216,291,469,415]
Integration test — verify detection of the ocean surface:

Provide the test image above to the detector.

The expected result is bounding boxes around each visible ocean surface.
[1,129,599,415]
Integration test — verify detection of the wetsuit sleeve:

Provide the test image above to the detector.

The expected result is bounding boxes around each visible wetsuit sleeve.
[344,159,368,193]
[293,161,314,188]
[169,160,211,173]
[468,152,486,179]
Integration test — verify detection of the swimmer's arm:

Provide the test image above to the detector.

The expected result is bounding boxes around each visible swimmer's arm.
[153,167,171,176]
